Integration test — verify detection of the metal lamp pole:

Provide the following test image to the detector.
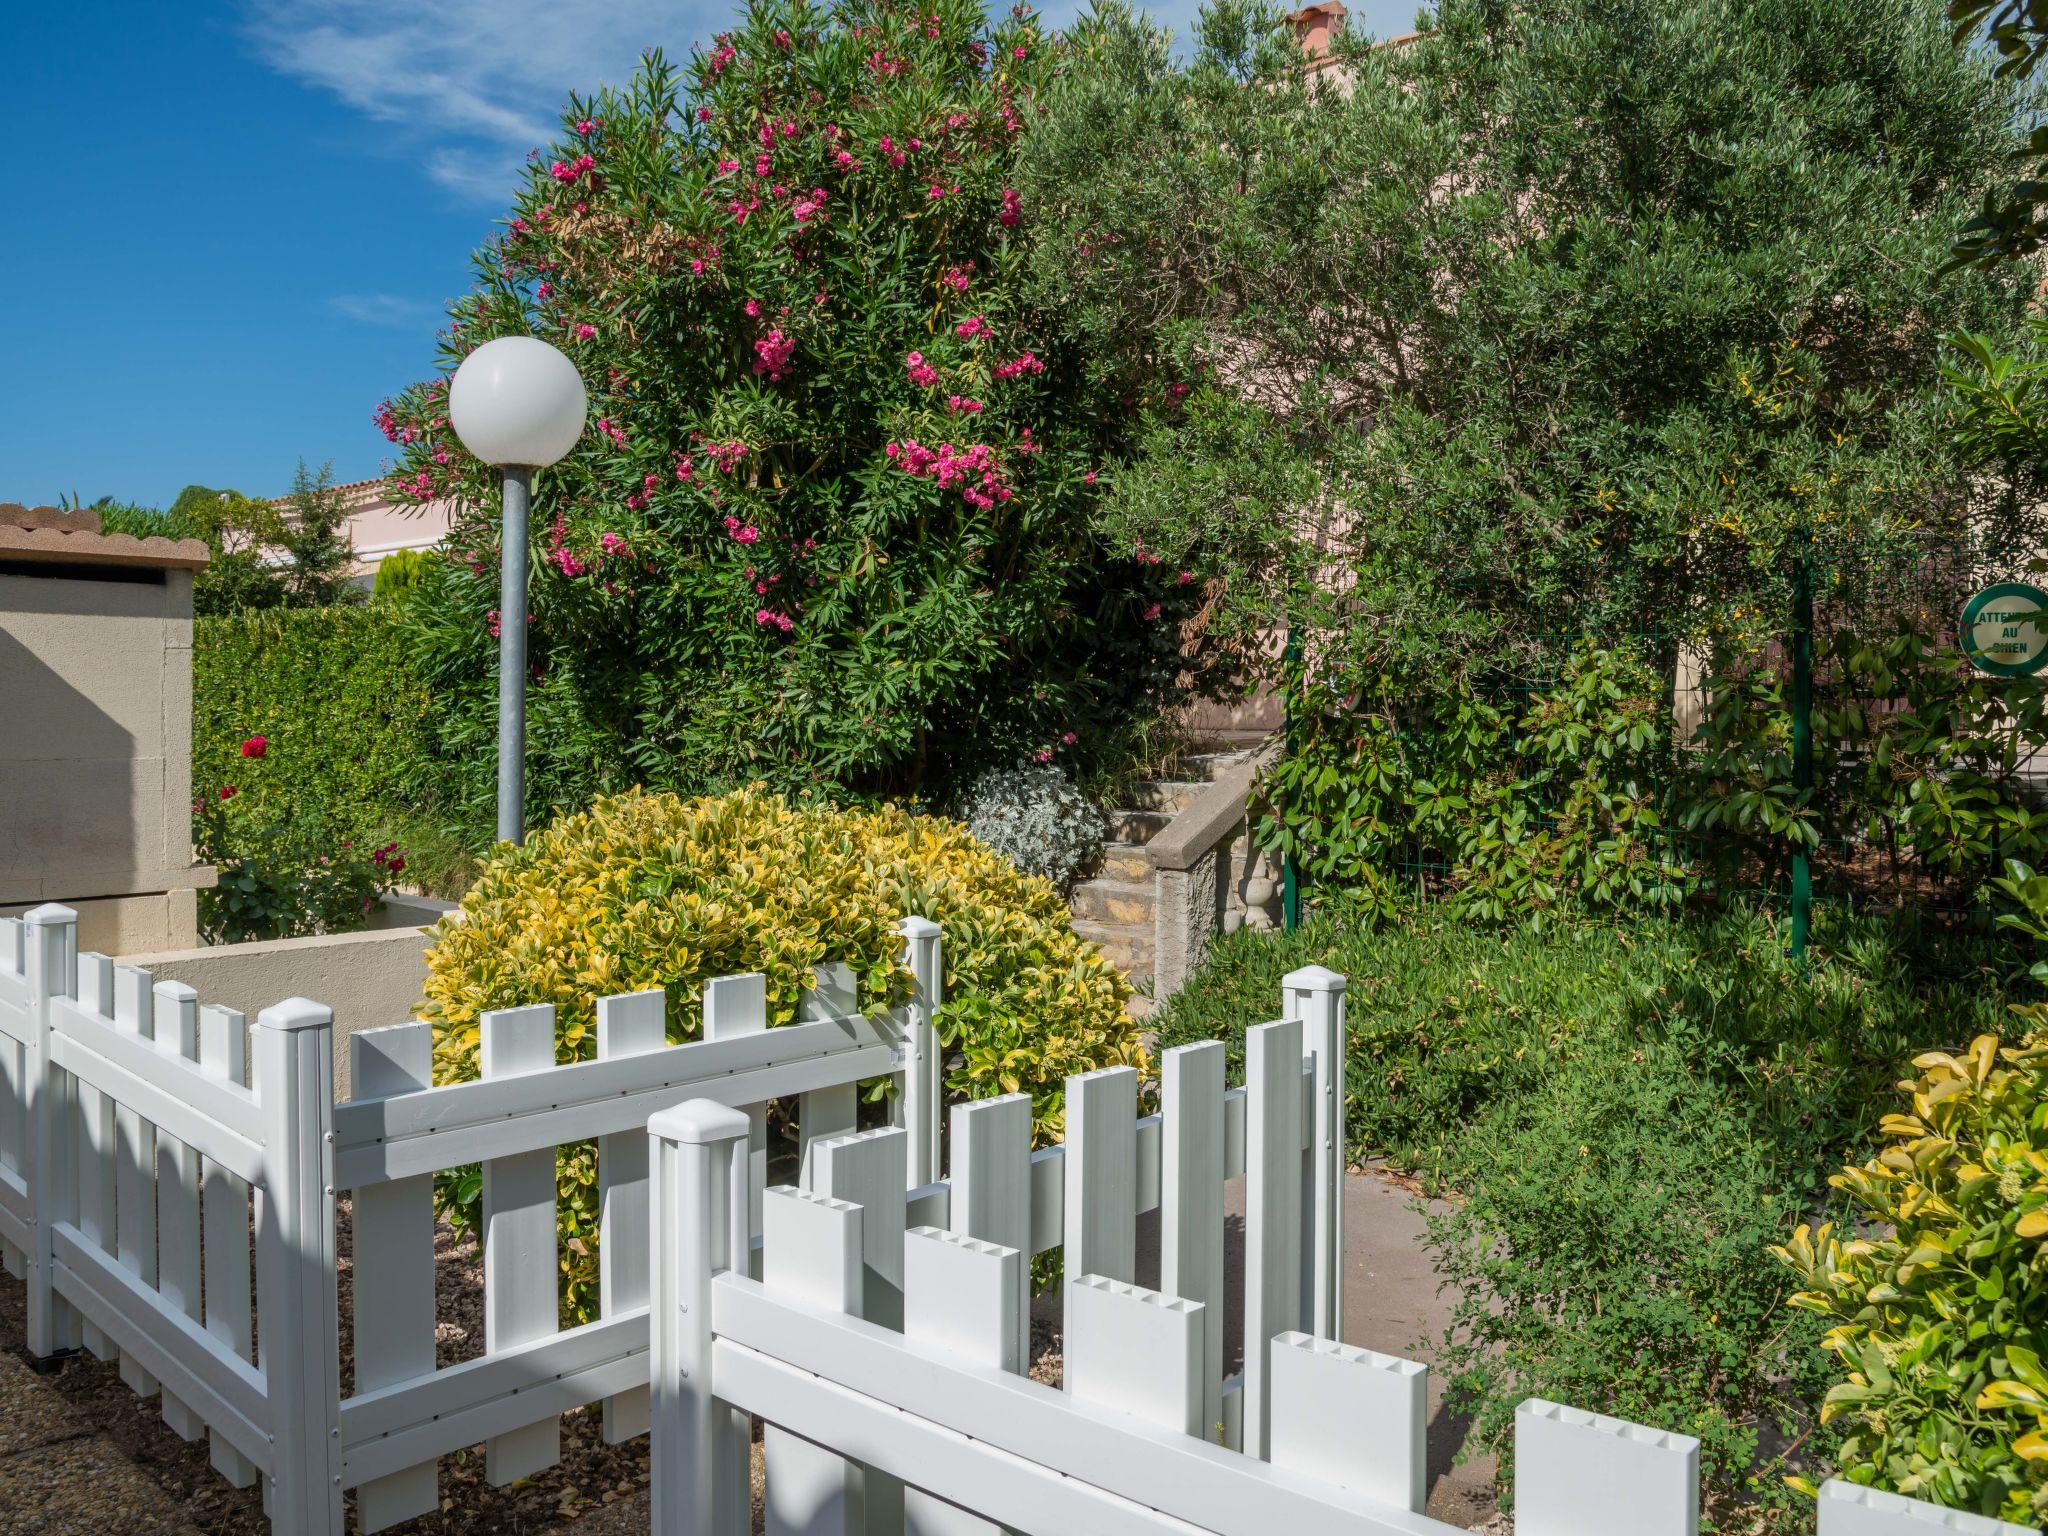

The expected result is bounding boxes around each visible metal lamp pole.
[497,467,534,845]
[446,334,586,850]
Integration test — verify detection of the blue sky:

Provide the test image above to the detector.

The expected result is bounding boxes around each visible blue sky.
[1,0,1421,509]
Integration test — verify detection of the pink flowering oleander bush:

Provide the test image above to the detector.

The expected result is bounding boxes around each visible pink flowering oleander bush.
[380,0,1225,830]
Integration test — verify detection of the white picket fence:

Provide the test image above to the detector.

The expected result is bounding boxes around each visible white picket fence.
[0,902,1352,1535]
[648,1089,2043,1536]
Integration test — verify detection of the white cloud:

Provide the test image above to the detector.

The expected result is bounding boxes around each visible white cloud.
[328,292,435,326]
[243,0,699,202]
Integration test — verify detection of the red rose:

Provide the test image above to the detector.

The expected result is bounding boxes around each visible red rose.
[241,735,268,758]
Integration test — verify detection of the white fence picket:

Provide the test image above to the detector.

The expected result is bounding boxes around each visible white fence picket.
[72,952,117,1362]
[598,987,667,1444]
[112,964,161,1398]
[763,1184,867,1536]
[1063,1062,1138,1318]
[1514,1399,1699,1536]
[349,1022,439,1531]
[1816,1479,2038,1536]
[809,1126,908,1534]
[152,979,205,1441]
[0,918,23,1280]
[701,974,769,1261]
[1066,1274,1206,1438]
[479,1004,562,1484]
[1242,1017,1305,1460]
[197,1001,258,1491]
[1161,1040,1227,1441]
[798,964,861,1183]
[948,1091,1033,1372]
[902,1225,1023,1536]
[1268,1332,1426,1513]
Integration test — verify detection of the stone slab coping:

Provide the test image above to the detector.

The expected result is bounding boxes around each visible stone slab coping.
[1145,737,1280,873]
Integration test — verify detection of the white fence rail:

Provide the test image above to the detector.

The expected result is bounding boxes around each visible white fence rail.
[649,1095,2041,1536]
[0,904,1351,1535]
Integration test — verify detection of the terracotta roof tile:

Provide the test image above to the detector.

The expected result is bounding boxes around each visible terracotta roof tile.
[0,503,210,572]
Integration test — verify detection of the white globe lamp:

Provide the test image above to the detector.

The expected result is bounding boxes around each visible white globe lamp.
[447,335,587,845]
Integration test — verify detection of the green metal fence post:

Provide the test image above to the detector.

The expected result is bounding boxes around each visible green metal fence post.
[1282,627,1302,932]
[1789,553,1814,967]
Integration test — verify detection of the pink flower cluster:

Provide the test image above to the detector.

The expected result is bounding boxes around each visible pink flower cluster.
[877,134,908,168]
[575,117,598,136]
[550,153,596,184]
[955,315,988,339]
[993,350,1044,380]
[998,187,1022,226]
[755,608,795,631]
[886,439,1014,510]
[602,531,631,556]
[905,351,940,388]
[709,40,736,74]
[724,516,760,544]
[947,394,983,414]
[702,439,749,474]
[753,329,795,380]
[596,417,629,446]
[791,189,827,224]
[942,264,973,292]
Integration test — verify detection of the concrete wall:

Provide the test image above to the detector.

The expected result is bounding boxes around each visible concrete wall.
[116,896,457,1098]
[0,563,210,942]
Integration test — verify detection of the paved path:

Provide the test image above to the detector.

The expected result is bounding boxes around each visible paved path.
[0,1339,199,1536]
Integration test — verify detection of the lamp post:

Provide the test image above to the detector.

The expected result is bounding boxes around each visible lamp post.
[447,335,586,845]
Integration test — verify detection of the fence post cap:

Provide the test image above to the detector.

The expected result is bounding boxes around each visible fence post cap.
[1283,964,1347,994]
[152,979,199,1003]
[650,1098,752,1146]
[22,903,77,928]
[896,914,942,939]
[255,997,335,1033]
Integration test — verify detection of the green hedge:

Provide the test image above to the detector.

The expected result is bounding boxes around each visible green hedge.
[193,607,438,853]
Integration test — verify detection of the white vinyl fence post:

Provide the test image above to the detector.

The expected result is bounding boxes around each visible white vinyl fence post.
[649,1099,752,1536]
[1242,1016,1305,1461]
[1283,965,1346,1340]
[895,917,943,1188]
[599,987,669,1442]
[252,998,343,1536]
[22,902,78,1361]
[1515,1399,1699,1536]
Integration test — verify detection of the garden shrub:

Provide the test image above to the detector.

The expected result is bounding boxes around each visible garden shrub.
[419,785,1142,1321]
[1026,0,2043,925]
[1774,863,2048,1530]
[1430,1038,1832,1522]
[378,0,1217,829]
[958,761,1105,891]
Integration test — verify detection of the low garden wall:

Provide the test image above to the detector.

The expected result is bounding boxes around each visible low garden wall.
[115,893,454,1097]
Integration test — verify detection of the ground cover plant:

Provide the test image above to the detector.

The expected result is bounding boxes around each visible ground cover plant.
[419,785,1143,1322]
[376,0,1228,844]
[1155,905,2021,1526]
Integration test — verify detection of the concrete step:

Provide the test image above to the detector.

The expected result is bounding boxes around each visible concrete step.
[1095,843,1151,882]
[1173,751,1256,784]
[1071,878,1155,926]
[1072,917,1156,977]
[1105,808,1174,845]
[1125,779,1208,815]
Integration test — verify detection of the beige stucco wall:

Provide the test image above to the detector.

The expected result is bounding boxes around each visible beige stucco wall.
[116,899,455,1099]
[0,564,211,938]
